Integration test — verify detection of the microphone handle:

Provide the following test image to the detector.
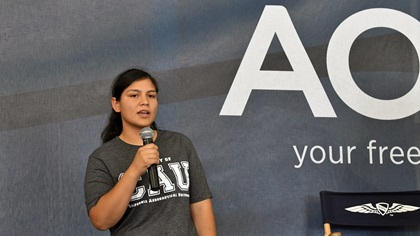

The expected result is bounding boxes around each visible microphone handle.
[148,164,159,191]
[143,137,160,191]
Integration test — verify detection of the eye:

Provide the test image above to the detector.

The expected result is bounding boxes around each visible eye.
[129,93,139,98]
[148,93,157,99]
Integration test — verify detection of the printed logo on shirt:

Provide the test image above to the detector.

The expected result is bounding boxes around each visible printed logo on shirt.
[118,157,190,208]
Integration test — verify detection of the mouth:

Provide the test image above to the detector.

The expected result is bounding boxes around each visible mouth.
[138,110,150,115]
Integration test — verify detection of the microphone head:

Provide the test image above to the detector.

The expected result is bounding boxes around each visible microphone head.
[140,127,154,139]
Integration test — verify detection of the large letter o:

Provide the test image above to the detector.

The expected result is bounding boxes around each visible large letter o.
[327,8,420,120]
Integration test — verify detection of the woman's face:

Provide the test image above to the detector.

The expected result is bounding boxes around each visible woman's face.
[112,78,158,132]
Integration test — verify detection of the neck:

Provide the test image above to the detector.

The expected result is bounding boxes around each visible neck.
[119,128,157,146]
[119,128,143,145]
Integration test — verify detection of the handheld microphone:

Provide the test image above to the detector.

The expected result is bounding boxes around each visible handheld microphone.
[140,127,160,191]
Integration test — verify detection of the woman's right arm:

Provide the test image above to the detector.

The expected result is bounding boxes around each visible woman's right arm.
[88,144,159,230]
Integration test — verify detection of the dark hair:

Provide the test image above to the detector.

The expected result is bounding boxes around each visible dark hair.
[101,68,159,143]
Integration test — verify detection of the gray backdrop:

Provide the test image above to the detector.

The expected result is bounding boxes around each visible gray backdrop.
[1,1,419,235]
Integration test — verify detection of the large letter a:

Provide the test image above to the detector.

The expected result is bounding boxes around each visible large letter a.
[220,5,336,117]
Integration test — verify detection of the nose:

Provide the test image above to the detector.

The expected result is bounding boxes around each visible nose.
[139,94,149,105]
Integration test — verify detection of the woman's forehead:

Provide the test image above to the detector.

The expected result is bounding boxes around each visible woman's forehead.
[125,79,156,91]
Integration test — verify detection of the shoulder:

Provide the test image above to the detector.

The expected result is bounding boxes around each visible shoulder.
[89,138,126,160]
[156,129,196,151]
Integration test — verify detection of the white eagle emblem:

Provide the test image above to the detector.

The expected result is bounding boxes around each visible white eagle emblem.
[345,202,420,216]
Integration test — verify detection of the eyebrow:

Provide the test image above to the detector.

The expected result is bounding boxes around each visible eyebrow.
[126,89,157,93]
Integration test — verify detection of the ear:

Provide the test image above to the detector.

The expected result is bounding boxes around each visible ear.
[111,97,121,112]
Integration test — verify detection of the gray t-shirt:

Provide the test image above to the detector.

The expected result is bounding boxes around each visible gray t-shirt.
[84,129,212,236]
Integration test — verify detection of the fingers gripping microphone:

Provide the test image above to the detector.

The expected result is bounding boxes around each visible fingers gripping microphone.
[140,127,160,191]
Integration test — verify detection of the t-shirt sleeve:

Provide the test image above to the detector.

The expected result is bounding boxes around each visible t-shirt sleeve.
[84,152,115,214]
[184,137,213,204]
